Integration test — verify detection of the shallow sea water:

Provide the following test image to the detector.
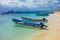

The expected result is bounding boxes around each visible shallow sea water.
[0,13,48,40]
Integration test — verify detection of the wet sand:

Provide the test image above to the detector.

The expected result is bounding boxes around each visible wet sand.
[25,11,60,40]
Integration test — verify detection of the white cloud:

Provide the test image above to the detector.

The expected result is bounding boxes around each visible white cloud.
[0,0,24,7]
[24,0,38,8]
[0,0,39,8]
[0,0,60,9]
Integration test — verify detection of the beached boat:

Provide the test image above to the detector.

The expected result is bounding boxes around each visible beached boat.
[21,17,48,22]
[12,19,47,29]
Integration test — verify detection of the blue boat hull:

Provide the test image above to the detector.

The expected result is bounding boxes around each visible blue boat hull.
[12,19,47,29]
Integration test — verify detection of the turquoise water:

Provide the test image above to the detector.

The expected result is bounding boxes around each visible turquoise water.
[0,13,48,40]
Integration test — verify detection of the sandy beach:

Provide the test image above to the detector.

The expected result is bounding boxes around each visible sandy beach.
[25,11,60,40]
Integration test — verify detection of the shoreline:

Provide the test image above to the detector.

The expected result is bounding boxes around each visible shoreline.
[25,11,60,40]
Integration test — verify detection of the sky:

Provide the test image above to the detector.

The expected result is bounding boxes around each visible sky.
[0,0,60,12]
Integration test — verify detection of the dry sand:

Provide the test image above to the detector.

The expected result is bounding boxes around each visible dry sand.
[25,11,60,40]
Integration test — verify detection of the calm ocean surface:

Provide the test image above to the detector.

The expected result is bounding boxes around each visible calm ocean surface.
[0,13,48,40]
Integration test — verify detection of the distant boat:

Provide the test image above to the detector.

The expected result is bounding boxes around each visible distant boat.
[36,13,49,16]
[21,17,48,22]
